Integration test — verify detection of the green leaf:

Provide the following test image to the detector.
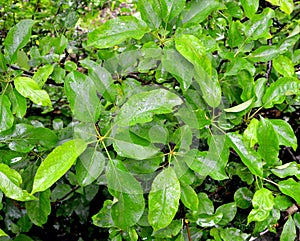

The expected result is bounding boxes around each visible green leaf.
[137,0,162,29]
[224,98,253,113]
[152,220,182,238]
[107,160,145,229]
[278,178,300,204]
[243,118,259,148]
[271,162,300,178]
[0,124,58,153]
[225,58,255,76]
[32,139,87,194]
[87,16,149,49]
[196,213,223,227]
[0,95,14,132]
[257,117,279,166]
[234,187,253,209]
[248,209,271,224]
[228,21,244,48]
[262,77,300,108]
[219,228,250,241]
[33,64,54,88]
[180,183,199,211]
[197,192,214,215]
[252,188,274,210]
[269,119,297,151]
[175,34,221,107]
[112,126,160,160]
[215,202,237,226]
[182,0,221,24]
[227,133,263,177]
[247,46,280,62]
[244,8,274,41]
[0,229,7,237]
[241,0,259,18]
[76,147,106,186]
[0,163,35,201]
[4,19,35,63]
[8,88,27,118]
[25,189,51,227]
[14,77,52,107]
[92,200,114,228]
[273,55,295,77]
[280,216,296,241]
[65,71,102,122]
[265,0,294,14]
[161,0,185,22]
[80,59,117,103]
[148,167,180,231]
[162,48,194,91]
[115,89,183,126]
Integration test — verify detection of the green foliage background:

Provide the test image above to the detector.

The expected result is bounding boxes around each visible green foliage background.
[0,0,300,240]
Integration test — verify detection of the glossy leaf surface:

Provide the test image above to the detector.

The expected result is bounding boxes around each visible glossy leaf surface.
[32,139,87,194]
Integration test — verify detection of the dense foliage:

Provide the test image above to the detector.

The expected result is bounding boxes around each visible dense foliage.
[0,0,300,240]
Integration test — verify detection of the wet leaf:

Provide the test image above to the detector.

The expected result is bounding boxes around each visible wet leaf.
[180,183,199,211]
[241,0,259,18]
[87,16,149,49]
[0,95,14,132]
[161,0,185,22]
[280,216,296,241]
[14,77,52,107]
[115,89,183,126]
[148,167,180,231]
[32,139,87,194]
[234,187,253,209]
[137,0,161,29]
[273,55,295,77]
[278,178,300,204]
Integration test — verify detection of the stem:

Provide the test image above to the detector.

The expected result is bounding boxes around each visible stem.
[249,106,263,119]
[185,219,192,241]
[263,178,279,187]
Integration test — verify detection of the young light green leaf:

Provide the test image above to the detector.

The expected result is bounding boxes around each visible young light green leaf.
[0,95,14,132]
[280,216,296,241]
[257,117,280,166]
[161,0,185,22]
[227,133,263,177]
[180,183,199,211]
[107,160,145,229]
[247,46,280,62]
[265,0,294,14]
[181,0,221,24]
[273,55,295,77]
[0,229,7,237]
[33,64,54,88]
[25,189,51,227]
[262,77,300,108]
[278,178,300,204]
[115,88,183,126]
[241,0,259,18]
[76,147,106,186]
[32,139,87,194]
[271,162,300,178]
[269,119,297,151]
[4,19,35,63]
[14,77,52,107]
[243,118,259,148]
[252,188,274,210]
[224,98,253,113]
[137,0,162,29]
[148,167,180,231]
[244,8,275,41]
[87,16,149,49]
[0,163,35,201]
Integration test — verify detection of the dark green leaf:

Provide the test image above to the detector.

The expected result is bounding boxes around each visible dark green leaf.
[227,133,263,177]
[8,88,27,118]
[4,19,35,63]
[182,0,221,24]
[32,139,87,194]
[280,216,296,241]
[0,95,14,132]
[92,200,114,228]
[219,228,250,241]
[152,220,182,238]
[215,202,237,226]
[257,117,279,166]
[25,189,51,227]
[107,160,145,229]
[234,187,253,209]
[247,46,280,62]
[196,213,223,227]
[76,147,106,186]
[87,16,149,49]
[115,89,183,126]
[33,64,54,88]
[137,0,162,29]
[148,167,180,231]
